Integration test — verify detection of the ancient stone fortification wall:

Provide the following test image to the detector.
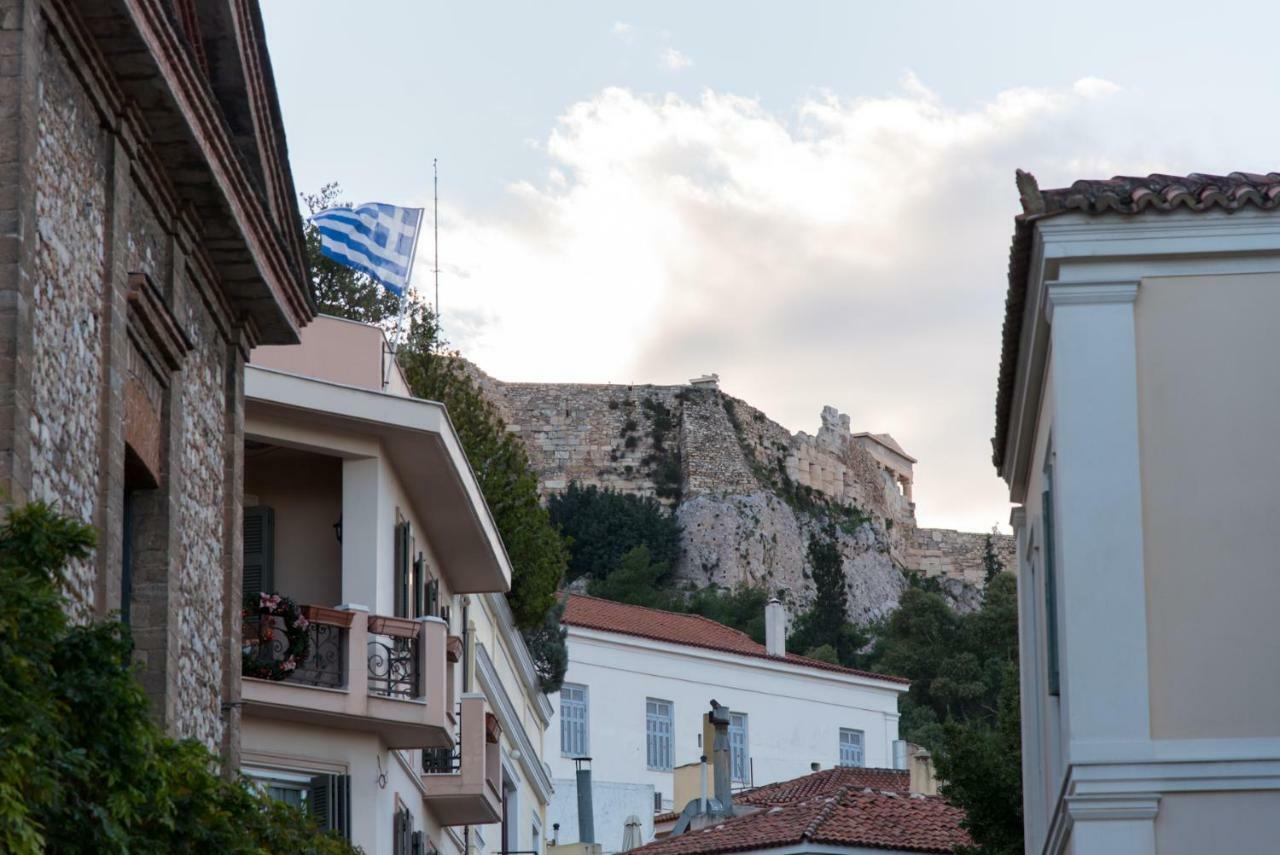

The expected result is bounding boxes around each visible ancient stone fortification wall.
[473,365,1013,597]
[910,527,1016,586]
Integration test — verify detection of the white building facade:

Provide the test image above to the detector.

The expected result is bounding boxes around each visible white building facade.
[995,171,1280,855]
[546,595,908,853]
[241,316,553,855]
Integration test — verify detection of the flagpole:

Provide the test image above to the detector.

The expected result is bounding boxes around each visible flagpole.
[433,158,440,320]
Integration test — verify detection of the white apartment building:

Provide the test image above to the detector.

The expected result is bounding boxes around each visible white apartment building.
[241,315,553,854]
[546,595,908,853]
[995,170,1280,855]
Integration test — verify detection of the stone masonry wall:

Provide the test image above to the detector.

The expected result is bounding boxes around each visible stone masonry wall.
[30,29,107,616]
[173,285,228,750]
[910,527,1016,586]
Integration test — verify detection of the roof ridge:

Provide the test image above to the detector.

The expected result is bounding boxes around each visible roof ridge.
[564,593,764,644]
[800,785,851,841]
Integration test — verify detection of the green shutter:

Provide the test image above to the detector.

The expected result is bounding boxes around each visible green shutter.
[395,520,414,618]
[309,773,351,840]
[1042,486,1060,697]
[243,506,275,601]
[413,553,425,618]
[426,576,440,619]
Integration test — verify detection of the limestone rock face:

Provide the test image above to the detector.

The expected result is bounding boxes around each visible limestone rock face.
[466,362,1012,619]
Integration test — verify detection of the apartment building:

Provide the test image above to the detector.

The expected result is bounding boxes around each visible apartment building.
[547,595,908,853]
[995,170,1280,855]
[244,315,552,854]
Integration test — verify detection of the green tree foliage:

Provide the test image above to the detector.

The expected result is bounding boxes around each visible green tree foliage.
[864,572,1023,854]
[0,503,359,855]
[786,524,871,668]
[548,483,681,582]
[983,531,1003,584]
[299,184,570,690]
[586,545,675,608]
[683,585,768,644]
[520,600,569,694]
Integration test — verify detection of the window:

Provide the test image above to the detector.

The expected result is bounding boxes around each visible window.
[646,698,674,771]
[394,803,414,855]
[729,712,749,783]
[1042,460,1061,697]
[560,684,589,756]
[245,768,350,840]
[839,729,864,767]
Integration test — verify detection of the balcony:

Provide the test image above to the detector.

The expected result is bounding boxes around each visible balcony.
[241,604,452,749]
[420,694,503,825]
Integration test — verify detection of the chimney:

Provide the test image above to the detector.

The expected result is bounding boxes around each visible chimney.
[574,757,595,843]
[765,598,786,657]
[708,701,732,813]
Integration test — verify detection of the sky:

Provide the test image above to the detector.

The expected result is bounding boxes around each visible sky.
[261,1,1280,533]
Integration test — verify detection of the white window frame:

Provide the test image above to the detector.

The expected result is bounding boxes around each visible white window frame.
[243,766,314,808]
[839,728,865,767]
[729,712,749,783]
[646,698,674,771]
[560,683,589,757]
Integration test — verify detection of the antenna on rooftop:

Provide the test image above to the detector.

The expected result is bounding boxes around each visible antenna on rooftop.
[433,158,440,319]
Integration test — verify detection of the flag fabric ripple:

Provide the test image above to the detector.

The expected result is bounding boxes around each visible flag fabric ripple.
[310,203,424,297]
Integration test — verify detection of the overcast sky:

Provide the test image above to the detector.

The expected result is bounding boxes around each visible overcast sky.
[262,1,1280,533]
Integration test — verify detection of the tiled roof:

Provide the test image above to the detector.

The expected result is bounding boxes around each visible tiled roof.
[635,786,970,855]
[561,595,909,685]
[993,170,1280,472]
[736,766,910,807]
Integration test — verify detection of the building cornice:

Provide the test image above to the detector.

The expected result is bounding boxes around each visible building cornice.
[476,644,554,804]
[482,592,554,726]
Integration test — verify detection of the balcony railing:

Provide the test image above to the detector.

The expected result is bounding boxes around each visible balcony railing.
[240,602,452,749]
[420,694,503,825]
[243,608,349,689]
[368,615,421,699]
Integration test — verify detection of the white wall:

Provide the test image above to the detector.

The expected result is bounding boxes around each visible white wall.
[550,777,655,855]
[546,628,903,835]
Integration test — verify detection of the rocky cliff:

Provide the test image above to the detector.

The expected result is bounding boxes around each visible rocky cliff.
[469,368,1012,621]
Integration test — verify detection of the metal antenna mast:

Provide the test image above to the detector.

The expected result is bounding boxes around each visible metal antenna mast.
[433,158,440,318]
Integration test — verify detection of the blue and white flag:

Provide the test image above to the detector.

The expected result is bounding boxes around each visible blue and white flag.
[310,203,424,297]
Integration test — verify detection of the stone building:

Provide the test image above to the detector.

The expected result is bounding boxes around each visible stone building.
[0,0,311,765]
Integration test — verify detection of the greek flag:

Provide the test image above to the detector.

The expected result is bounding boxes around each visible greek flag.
[310,203,424,297]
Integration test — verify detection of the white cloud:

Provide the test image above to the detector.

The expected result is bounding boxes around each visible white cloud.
[425,77,1144,532]
[1073,76,1121,98]
[660,47,693,71]
[611,21,633,38]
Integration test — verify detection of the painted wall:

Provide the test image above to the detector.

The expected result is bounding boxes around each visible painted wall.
[253,315,410,396]
[1154,791,1280,855]
[244,446,343,607]
[546,628,903,839]
[1135,273,1280,739]
[549,777,654,855]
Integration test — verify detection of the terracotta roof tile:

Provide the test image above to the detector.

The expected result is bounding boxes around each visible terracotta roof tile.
[561,595,909,685]
[635,786,970,855]
[735,766,910,807]
[993,170,1280,472]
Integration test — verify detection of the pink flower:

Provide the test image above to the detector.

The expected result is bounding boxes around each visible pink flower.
[296,616,310,630]
[281,659,297,672]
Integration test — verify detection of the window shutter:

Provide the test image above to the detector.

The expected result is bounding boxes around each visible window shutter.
[411,830,426,855]
[394,520,410,618]
[309,773,351,840]
[1043,485,1060,697]
[426,576,439,619]
[414,553,426,618]
[243,506,275,601]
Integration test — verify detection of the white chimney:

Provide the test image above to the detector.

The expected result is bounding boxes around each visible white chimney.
[765,598,786,657]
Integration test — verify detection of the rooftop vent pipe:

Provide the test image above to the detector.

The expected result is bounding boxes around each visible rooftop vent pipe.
[574,757,595,844]
[765,599,786,657]
[709,701,732,813]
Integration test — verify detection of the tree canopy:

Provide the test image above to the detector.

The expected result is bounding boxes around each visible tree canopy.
[548,483,682,582]
[0,503,358,854]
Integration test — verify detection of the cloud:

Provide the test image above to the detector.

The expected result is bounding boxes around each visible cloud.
[660,47,693,71]
[611,21,633,38]
[426,76,1145,532]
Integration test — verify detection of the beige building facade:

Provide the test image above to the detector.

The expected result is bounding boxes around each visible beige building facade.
[994,171,1280,855]
[245,316,552,854]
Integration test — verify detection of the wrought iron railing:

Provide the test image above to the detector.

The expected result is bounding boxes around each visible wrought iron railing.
[243,613,347,689]
[422,746,460,774]
[368,616,421,699]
